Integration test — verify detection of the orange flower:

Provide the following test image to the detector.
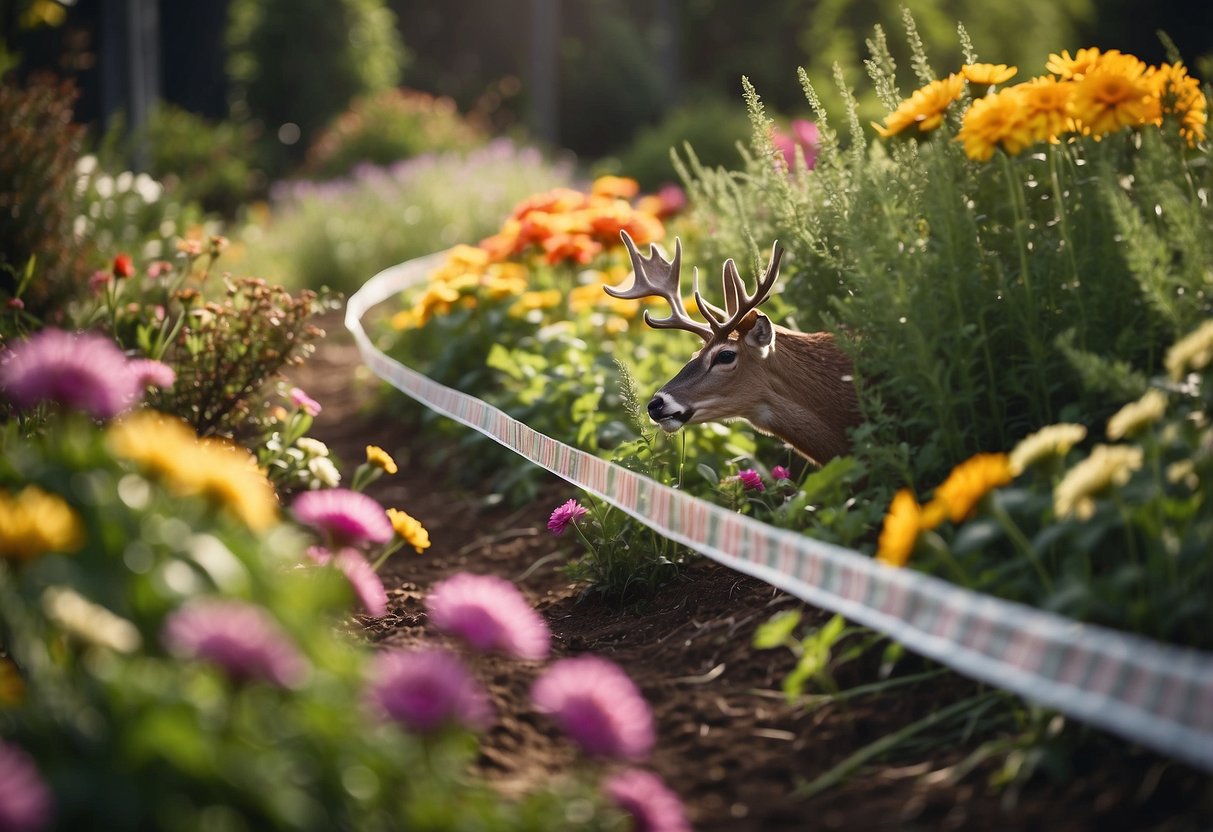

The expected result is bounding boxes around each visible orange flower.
[1045,47,1103,80]
[1148,62,1208,145]
[957,86,1032,161]
[590,175,640,200]
[479,219,523,261]
[542,234,603,266]
[1067,50,1157,137]
[872,74,965,138]
[876,489,925,567]
[927,453,1013,524]
[962,63,1017,86]
[510,187,588,221]
[1018,76,1076,145]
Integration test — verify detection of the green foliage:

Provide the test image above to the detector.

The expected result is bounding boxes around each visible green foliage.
[0,75,88,318]
[612,98,752,190]
[306,88,487,181]
[141,104,260,217]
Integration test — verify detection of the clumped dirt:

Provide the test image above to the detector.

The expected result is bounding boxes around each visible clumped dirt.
[294,315,1212,831]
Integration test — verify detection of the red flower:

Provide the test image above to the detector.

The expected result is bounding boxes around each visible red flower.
[112,254,134,279]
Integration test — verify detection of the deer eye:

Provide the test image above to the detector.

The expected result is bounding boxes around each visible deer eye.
[712,349,737,367]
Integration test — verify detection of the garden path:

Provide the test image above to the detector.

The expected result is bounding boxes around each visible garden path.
[287,311,1208,831]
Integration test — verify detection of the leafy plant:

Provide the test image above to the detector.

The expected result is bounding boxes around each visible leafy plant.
[141,104,260,216]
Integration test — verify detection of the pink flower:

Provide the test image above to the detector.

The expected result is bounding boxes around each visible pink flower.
[365,647,492,733]
[0,741,53,832]
[0,328,141,419]
[289,387,322,417]
[127,358,176,389]
[547,498,588,536]
[146,260,174,279]
[604,769,690,832]
[335,549,388,617]
[6,298,24,311]
[772,119,820,172]
[162,599,310,688]
[771,465,792,481]
[292,488,393,547]
[305,545,333,565]
[531,655,654,761]
[88,270,110,293]
[425,572,550,660]
[738,469,765,492]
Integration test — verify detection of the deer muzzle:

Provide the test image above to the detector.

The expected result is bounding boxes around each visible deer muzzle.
[647,393,693,432]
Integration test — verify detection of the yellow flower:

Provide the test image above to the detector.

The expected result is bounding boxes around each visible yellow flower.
[387,508,430,553]
[366,445,398,475]
[872,74,965,138]
[1165,319,1213,380]
[957,86,1032,161]
[509,289,562,317]
[444,243,490,272]
[927,453,1013,524]
[0,485,85,561]
[962,63,1018,86]
[1045,47,1103,80]
[390,307,424,330]
[590,175,640,200]
[1017,76,1076,145]
[42,586,141,653]
[604,315,630,335]
[1009,423,1088,475]
[0,658,24,707]
[1148,62,1208,146]
[876,489,925,567]
[1106,389,1167,440]
[1067,50,1157,137]
[1054,444,1144,520]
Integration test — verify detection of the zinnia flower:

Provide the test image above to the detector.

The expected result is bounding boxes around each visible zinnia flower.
[927,453,1013,523]
[872,74,965,138]
[548,498,588,536]
[771,465,792,481]
[1106,389,1167,440]
[387,508,430,553]
[0,740,53,832]
[604,769,691,832]
[737,469,765,492]
[0,328,141,419]
[366,445,398,474]
[292,488,393,547]
[0,486,84,561]
[425,572,551,660]
[289,387,322,417]
[1017,76,1076,146]
[127,358,176,390]
[334,550,388,617]
[1054,444,1144,520]
[531,655,655,761]
[365,647,492,733]
[875,489,928,568]
[1009,423,1088,475]
[162,599,310,688]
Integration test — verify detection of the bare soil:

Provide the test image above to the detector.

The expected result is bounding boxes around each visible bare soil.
[293,313,1213,831]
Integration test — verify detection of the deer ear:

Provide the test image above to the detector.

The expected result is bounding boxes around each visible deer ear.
[743,313,775,356]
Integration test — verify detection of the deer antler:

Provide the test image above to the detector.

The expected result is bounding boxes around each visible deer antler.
[694,241,784,339]
[606,230,714,342]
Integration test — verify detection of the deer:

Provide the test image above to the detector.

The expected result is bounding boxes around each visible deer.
[605,230,859,466]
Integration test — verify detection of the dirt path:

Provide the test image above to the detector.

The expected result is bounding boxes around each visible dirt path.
[289,311,1211,831]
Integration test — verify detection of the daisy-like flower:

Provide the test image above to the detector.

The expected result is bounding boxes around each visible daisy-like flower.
[548,498,588,536]
[771,465,792,481]
[387,508,430,553]
[366,445,398,475]
[872,74,965,138]
[1106,389,1168,440]
[957,86,1032,161]
[1054,444,1144,520]
[1017,76,1076,146]
[0,328,141,420]
[1165,319,1213,380]
[289,387,322,417]
[334,550,388,617]
[41,586,141,653]
[1046,47,1103,80]
[1068,50,1157,137]
[927,453,1013,524]
[737,469,765,492]
[962,63,1017,86]
[365,647,493,733]
[0,486,84,561]
[605,769,691,832]
[0,740,53,832]
[1009,423,1088,475]
[875,489,932,568]
[292,488,393,547]
[425,572,551,660]
[127,358,176,390]
[162,599,310,688]
[531,655,655,761]
[1149,62,1208,145]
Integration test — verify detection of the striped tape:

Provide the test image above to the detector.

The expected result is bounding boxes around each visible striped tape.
[347,253,1213,773]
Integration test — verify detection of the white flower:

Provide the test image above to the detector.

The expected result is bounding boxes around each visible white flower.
[1054,444,1144,520]
[1165,319,1213,380]
[75,154,98,176]
[295,437,330,458]
[307,456,341,488]
[115,171,133,193]
[1106,389,1167,440]
[1009,423,1088,475]
[134,172,162,204]
[42,587,141,653]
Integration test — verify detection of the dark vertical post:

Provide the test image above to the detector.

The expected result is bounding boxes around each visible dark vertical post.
[655,0,681,108]
[98,0,160,169]
[528,0,559,146]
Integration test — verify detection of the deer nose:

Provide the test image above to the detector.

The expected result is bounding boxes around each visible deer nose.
[647,395,666,419]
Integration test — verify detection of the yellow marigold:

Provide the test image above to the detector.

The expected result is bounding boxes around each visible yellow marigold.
[927,453,1013,524]
[1009,423,1088,475]
[390,307,423,331]
[444,243,490,272]
[1149,62,1208,146]
[108,412,279,531]
[1046,47,1103,80]
[509,289,563,317]
[387,508,430,553]
[511,187,589,221]
[590,175,640,200]
[1106,389,1167,440]
[1068,50,1157,137]
[872,73,965,138]
[366,445,398,475]
[1054,444,1144,520]
[1166,319,1213,380]
[604,315,630,335]
[876,489,925,567]
[1018,76,1076,145]
[569,281,608,314]
[962,63,1018,86]
[957,86,1032,161]
[0,485,84,561]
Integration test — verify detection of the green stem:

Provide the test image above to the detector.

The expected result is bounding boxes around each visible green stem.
[987,494,1052,593]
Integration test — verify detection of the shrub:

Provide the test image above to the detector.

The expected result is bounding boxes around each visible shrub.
[612,98,752,190]
[306,88,487,180]
[141,103,260,216]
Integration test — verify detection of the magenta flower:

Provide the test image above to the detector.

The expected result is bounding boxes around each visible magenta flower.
[604,769,690,832]
[737,469,765,492]
[162,599,310,688]
[531,655,655,761]
[547,498,588,536]
[127,358,176,390]
[0,328,141,420]
[305,545,333,565]
[88,269,110,293]
[289,387,322,417]
[425,572,550,660]
[0,741,53,832]
[771,465,792,481]
[292,488,393,547]
[365,647,492,733]
[772,119,820,172]
[335,549,388,617]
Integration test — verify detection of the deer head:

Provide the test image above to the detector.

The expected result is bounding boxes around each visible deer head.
[606,231,858,464]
